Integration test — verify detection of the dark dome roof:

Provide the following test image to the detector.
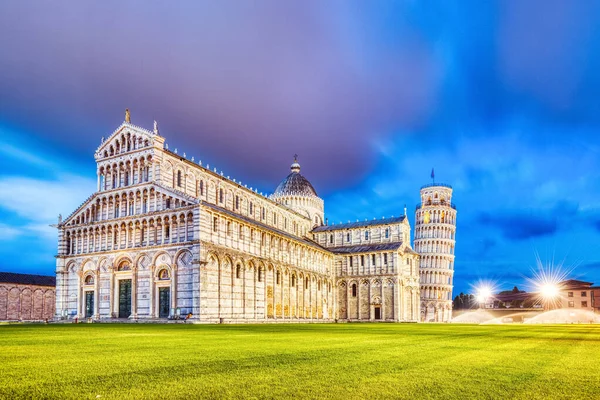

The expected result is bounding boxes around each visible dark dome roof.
[272,159,318,198]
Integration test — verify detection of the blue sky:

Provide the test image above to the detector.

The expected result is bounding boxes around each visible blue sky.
[1,1,599,294]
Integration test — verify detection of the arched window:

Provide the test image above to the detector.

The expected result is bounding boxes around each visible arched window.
[365,231,369,240]
[291,275,296,287]
[329,234,333,244]
[385,228,389,239]
[258,268,263,282]
[199,180,204,196]
[276,271,281,285]
[84,275,94,285]
[219,188,224,203]
[158,269,170,280]
[305,277,309,289]
[351,283,357,297]
[236,265,242,279]
[117,260,131,271]
[177,171,182,187]
[213,217,218,232]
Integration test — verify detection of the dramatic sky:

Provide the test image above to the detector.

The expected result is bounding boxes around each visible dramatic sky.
[1,1,599,294]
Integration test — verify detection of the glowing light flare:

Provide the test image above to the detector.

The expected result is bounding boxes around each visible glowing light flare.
[540,282,559,300]
[526,255,572,310]
[477,287,492,303]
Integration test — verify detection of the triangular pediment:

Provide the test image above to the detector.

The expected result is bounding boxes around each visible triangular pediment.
[95,122,162,160]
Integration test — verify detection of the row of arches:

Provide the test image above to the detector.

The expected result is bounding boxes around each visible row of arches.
[0,286,54,321]
[66,187,193,227]
[337,279,419,321]
[206,251,333,320]
[63,249,193,319]
[414,225,455,240]
[421,286,452,301]
[338,252,400,276]
[316,225,408,248]
[419,255,454,270]
[414,241,455,255]
[98,155,154,191]
[420,270,452,285]
[272,195,324,226]
[208,212,331,275]
[421,301,452,322]
[63,212,195,255]
[100,131,151,158]
[416,209,456,225]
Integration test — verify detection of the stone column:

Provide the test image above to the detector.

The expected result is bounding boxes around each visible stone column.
[94,270,100,319]
[171,265,177,314]
[394,280,401,321]
[109,270,115,318]
[131,268,137,319]
[78,273,83,319]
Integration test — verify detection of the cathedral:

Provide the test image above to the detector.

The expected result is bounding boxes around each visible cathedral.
[55,112,456,323]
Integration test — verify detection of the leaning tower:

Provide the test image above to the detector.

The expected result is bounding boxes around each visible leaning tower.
[414,176,456,322]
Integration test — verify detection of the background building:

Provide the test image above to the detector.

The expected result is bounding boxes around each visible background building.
[0,272,55,321]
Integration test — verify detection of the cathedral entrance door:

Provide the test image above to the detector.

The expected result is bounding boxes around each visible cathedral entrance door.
[374,306,382,320]
[85,291,94,318]
[118,280,132,318]
[158,287,170,318]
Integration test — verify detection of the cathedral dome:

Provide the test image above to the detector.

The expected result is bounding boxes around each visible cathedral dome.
[273,158,318,198]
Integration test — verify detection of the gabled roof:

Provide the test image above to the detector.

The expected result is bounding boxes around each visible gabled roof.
[0,272,55,287]
[561,279,594,288]
[95,122,158,156]
[326,242,403,254]
[312,216,406,232]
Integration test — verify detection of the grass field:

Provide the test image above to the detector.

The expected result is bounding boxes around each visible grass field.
[1,323,599,399]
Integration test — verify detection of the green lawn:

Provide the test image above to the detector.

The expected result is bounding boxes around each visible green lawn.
[0,323,599,399]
